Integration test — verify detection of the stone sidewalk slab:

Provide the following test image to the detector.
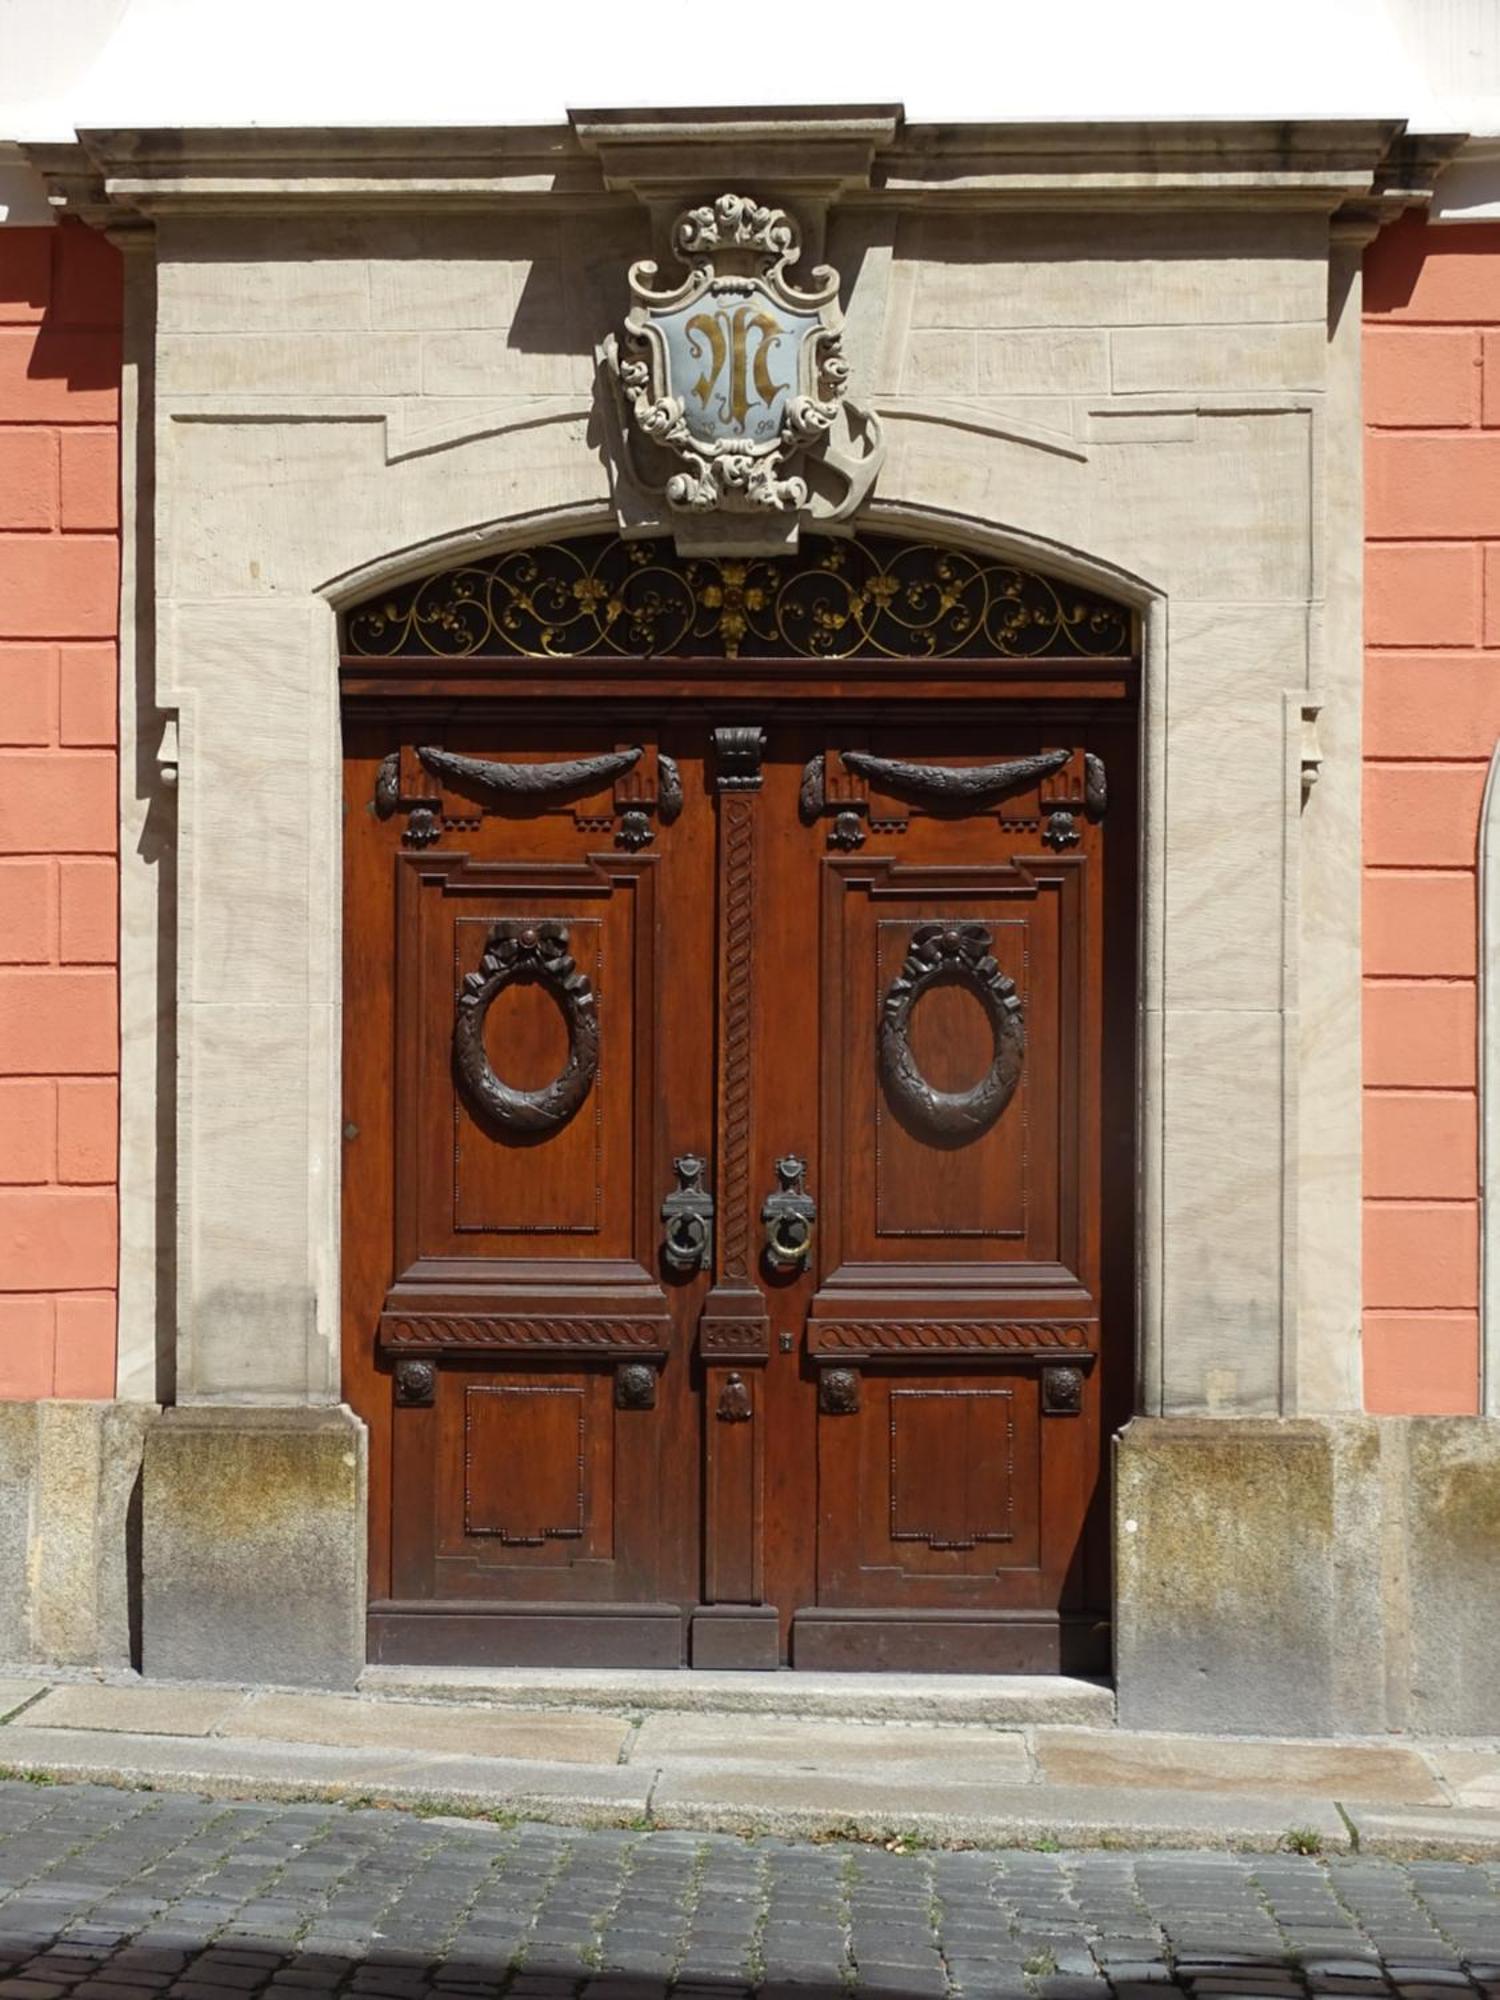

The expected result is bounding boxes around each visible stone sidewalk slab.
[23,1685,250,1736]
[1033,1726,1446,1803]
[233,1692,632,1762]
[648,1765,1354,1848]
[0,1724,655,1818]
[0,1679,45,1721]
[1426,1747,1500,1807]
[633,1712,1032,1782]
[3,1672,1500,1854]
[1347,1804,1500,1857]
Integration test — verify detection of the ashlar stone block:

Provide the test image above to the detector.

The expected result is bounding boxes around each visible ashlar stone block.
[142,1403,366,1687]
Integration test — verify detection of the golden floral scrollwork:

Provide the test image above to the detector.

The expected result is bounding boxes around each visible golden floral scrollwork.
[343,532,1134,663]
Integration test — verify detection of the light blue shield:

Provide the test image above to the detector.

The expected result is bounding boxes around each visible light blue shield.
[655,286,820,446]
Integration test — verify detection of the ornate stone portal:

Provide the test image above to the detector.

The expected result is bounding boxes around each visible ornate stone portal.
[600,192,883,554]
[20,110,1483,1728]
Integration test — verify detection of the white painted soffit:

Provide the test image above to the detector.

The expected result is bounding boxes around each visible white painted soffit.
[0,0,1496,219]
[1433,139,1500,219]
[0,0,1479,137]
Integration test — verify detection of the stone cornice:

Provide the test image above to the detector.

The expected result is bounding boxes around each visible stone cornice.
[25,110,1458,220]
[569,105,901,204]
[880,118,1459,212]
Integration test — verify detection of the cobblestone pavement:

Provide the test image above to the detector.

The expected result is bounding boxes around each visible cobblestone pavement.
[0,1783,1497,2000]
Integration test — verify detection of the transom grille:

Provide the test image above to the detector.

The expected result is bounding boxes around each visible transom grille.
[342,532,1133,663]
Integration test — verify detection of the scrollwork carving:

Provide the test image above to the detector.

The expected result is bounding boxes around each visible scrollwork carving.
[454,920,598,1136]
[713,726,766,792]
[799,754,826,820]
[1084,752,1108,819]
[879,923,1024,1144]
[657,753,684,824]
[344,532,1133,665]
[374,751,401,817]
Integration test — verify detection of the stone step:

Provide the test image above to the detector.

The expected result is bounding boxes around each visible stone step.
[357,1663,1115,1726]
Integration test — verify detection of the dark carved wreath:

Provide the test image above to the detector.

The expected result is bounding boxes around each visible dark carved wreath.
[454,920,597,1135]
[878,923,1024,1144]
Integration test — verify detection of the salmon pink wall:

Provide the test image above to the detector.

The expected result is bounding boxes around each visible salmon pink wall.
[0,221,121,1399]
[1363,210,1500,1415]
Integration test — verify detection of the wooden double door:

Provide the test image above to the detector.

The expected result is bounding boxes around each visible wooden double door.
[343,690,1133,1671]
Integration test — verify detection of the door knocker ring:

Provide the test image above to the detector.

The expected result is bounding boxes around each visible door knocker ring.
[761,1155,816,1273]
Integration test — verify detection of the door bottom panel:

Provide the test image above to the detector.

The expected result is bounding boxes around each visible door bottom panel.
[368,1601,686,1668]
[689,1605,781,1670]
[791,1609,1110,1675]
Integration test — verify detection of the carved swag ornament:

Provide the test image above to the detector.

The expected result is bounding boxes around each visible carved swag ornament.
[602,194,883,555]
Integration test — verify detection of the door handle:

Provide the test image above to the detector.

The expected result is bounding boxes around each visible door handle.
[761,1154,816,1272]
[661,1153,714,1275]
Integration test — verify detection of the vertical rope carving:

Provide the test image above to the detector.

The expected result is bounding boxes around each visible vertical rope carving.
[719,793,756,1284]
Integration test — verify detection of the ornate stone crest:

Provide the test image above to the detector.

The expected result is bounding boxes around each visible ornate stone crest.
[601,193,883,555]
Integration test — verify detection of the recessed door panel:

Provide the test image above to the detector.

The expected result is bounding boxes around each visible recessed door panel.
[395,852,655,1268]
[818,861,1076,1271]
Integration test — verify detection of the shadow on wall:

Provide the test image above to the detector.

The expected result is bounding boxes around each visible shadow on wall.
[1364,208,1500,314]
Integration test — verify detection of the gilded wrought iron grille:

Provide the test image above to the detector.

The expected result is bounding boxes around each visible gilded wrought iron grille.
[342,532,1133,663]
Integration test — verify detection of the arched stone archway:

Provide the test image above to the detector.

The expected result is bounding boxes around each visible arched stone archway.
[336,522,1142,1670]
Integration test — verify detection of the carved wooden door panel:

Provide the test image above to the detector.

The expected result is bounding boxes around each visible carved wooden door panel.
[344,718,716,1665]
[688,715,1124,1673]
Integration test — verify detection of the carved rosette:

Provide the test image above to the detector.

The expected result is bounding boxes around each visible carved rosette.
[601,193,883,555]
[1041,1365,1086,1415]
[819,1367,861,1416]
[394,1359,436,1407]
[615,1362,659,1411]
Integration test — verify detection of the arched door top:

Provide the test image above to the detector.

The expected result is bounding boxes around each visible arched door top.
[341,530,1135,664]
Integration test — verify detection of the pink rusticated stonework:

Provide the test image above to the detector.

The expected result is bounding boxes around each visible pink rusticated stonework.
[0,220,121,1400]
[1363,211,1500,1415]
